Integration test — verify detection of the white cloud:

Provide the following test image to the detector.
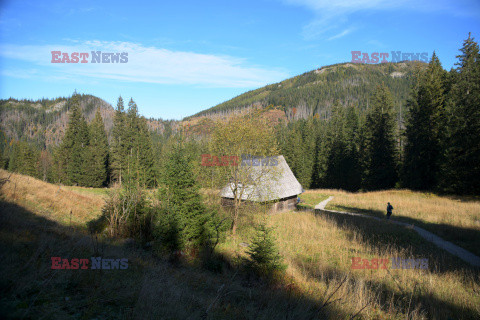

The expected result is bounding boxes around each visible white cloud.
[327,28,355,41]
[283,0,407,39]
[282,0,479,40]
[0,41,288,88]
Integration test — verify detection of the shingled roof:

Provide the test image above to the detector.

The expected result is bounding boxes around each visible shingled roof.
[220,155,303,202]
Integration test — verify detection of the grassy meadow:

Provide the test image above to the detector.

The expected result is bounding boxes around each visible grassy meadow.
[316,189,480,257]
[1,170,479,319]
[0,170,105,226]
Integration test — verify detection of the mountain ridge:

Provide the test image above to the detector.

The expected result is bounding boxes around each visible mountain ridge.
[186,61,426,121]
[0,61,426,148]
[0,94,172,149]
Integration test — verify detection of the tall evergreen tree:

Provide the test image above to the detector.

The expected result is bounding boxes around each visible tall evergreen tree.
[111,96,127,184]
[137,118,156,187]
[312,123,329,188]
[58,93,89,185]
[324,105,362,191]
[440,33,480,194]
[8,140,39,177]
[361,84,398,190]
[157,141,212,248]
[402,53,446,190]
[82,109,109,187]
[279,118,318,189]
[125,98,156,187]
[299,118,317,188]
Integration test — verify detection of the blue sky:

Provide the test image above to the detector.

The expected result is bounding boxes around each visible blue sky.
[1,0,479,119]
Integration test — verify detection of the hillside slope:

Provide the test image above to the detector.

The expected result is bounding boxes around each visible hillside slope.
[188,61,426,120]
[0,95,174,149]
[0,169,105,225]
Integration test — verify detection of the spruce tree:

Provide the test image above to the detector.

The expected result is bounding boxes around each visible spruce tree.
[125,98,156,187]
[7,141,19,172]
[247,220,285,277]
[126,98,139,156]
[111,96,127,185]
[60,93,89,185]
[361,84,398,190]
[299,118,317,189]
[137,118,156,187]
[83,109,109,187]
[313,123,329,188]
[8,141,39,177]
[157,141,212,248]
[402,53,446,190]
[325,105,362,191]
[440,33,480,194]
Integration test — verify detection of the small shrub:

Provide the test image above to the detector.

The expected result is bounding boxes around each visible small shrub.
[247,220,286,279]
[153,208,182,255]
[102,183,152,243]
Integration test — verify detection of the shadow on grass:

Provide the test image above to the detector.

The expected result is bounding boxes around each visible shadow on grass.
[291,257,479,320]
[0,199,355,320]
[316,208,480,282]
[330,204,480,258]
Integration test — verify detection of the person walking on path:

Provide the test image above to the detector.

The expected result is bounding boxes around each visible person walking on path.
[386,202,393,219]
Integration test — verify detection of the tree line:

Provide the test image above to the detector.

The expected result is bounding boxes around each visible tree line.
[279,33,480,195]
[2,93,157,188]
[1,34,479,195]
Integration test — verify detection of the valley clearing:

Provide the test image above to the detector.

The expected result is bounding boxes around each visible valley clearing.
[1,170,479,319]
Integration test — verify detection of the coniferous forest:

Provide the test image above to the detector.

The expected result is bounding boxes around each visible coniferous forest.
[1,34,479,196]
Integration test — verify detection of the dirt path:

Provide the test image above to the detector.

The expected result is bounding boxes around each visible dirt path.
[315,197,480,267]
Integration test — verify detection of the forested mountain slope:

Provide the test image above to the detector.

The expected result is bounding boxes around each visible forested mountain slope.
[188,61,426,120]
[0,94,174,149]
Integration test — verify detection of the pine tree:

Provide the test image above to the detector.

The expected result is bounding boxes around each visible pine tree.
[126,98,139,156]
[7,141,19,172]
[361,84,398,190]
[247,220,285,277]
[125,98,156,187]
[313,123,329,188]
[157,141,212,248]
[59,93,89,185]
[8,140,39,177]
[402,53,446,190]
[441,33,480,194]
[82,109,109,187]
[299,118,317,188]
[137,118,156,187]
[324,105,362,191]
[111,96,127,185]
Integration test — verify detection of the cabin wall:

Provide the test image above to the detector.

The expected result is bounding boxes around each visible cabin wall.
[272,195,297,212]
[221,195,298,213]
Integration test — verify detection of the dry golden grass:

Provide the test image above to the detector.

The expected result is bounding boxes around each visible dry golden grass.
[0,169,105,226]
[2,170,479,318]
[270,210,480,319]
[309,188,480,257]
[316,188,480,231]
[218,203,480,319]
